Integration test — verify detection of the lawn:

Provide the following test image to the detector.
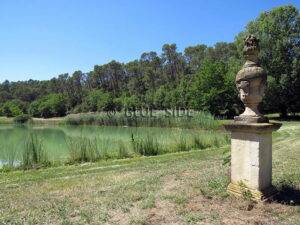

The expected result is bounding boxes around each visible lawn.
[0,121,299,225]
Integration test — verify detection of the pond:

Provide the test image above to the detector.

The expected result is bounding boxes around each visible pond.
[0,125,228,167]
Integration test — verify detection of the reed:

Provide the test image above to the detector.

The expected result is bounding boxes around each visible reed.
[22,133,50,169]
[131,134,161,156]
[117,141,131,159]
[62,111,221,130]
[66,136,101,163]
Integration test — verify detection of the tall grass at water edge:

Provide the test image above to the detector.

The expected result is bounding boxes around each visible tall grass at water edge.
[63,111,221,130]
[65,129,230,164]
[22,133,50,169]
[0,127,229,169]
[0,133,51,171]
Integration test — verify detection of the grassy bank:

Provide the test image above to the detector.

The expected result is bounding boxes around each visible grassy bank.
[0,117,13,124]
[0,116,63,125]
[0,121,299,224]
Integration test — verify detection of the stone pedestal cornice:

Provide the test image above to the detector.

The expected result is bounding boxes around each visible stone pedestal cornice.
[224,122,281,133]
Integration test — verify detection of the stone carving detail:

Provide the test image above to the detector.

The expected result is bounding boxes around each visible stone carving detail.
[235,35,268,123]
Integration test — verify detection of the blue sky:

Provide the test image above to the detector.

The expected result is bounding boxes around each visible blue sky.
[0,0,299,82]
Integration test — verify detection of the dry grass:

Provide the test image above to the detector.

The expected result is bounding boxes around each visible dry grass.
[0,122,299,225]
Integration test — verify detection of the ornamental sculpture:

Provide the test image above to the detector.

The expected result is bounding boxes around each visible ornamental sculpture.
[235,35,268,123]
[225,34,281,201]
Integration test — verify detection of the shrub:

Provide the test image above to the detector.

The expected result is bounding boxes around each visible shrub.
[29,94,67,118]
[84,90,115,112]
[0,100,25,117]
[13,114,32,124]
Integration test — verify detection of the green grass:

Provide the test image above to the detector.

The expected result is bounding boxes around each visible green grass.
[62,110,222,130]
[62,129,229,164]
[21,133,50,169]
[0,121,299,224]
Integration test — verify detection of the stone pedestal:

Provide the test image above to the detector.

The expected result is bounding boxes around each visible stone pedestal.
[224,122,281,201]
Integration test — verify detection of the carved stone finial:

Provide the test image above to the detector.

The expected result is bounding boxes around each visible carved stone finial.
[234,35,268,123]
[243,34,259,63]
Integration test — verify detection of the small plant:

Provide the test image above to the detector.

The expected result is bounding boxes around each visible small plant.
[175,136,190,152]
[222,147,231,165]
[22,133,50,169]
[238,181,253,201]
[13,114,31,124]
[193,136,207,149]
[1,143,19,169]
[132,134,160,156]
[117,141,131,159]
[66,136,100,163]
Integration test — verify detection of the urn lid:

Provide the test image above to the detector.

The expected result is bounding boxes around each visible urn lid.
[236,35,266,83]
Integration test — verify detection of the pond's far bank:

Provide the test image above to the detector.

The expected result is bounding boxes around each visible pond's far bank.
[0,116,63,125]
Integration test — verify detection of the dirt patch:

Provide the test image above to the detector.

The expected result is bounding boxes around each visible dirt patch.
[185,195,298,225]
[146,200,184,225]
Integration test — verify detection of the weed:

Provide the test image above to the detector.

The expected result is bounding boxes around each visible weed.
[132,135,161,156]
[117,141,131,159]
[22,133,50,169]
[141,193,156,209]
[238,181,254,201]
[184,212,205,225]
[66,136,100,163]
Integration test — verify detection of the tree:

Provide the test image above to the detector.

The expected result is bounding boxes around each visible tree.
[206,42,238,62]
[191,60,228,115]
[161,44,186,84]
[184,44,207,73]
[236,5,300,117]
[66,71,85,109]
[29,94,67,118]
[140,51,163,89]
[0,100,24,117]
[84,90,114,112]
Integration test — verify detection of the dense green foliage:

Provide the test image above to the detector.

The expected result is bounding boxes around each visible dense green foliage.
[0,5,299,118]
[29,93,67,118]
[236,5,300,117]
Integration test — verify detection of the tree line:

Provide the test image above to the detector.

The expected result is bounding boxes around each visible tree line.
[0,5,299,118]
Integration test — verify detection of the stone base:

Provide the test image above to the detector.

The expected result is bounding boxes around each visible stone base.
[224,122,281,201]
[234,115,269,123]
[227,182,278,201]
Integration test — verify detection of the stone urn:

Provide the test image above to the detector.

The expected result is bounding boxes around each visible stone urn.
[234,35,268,123]
[224,35,281,201]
